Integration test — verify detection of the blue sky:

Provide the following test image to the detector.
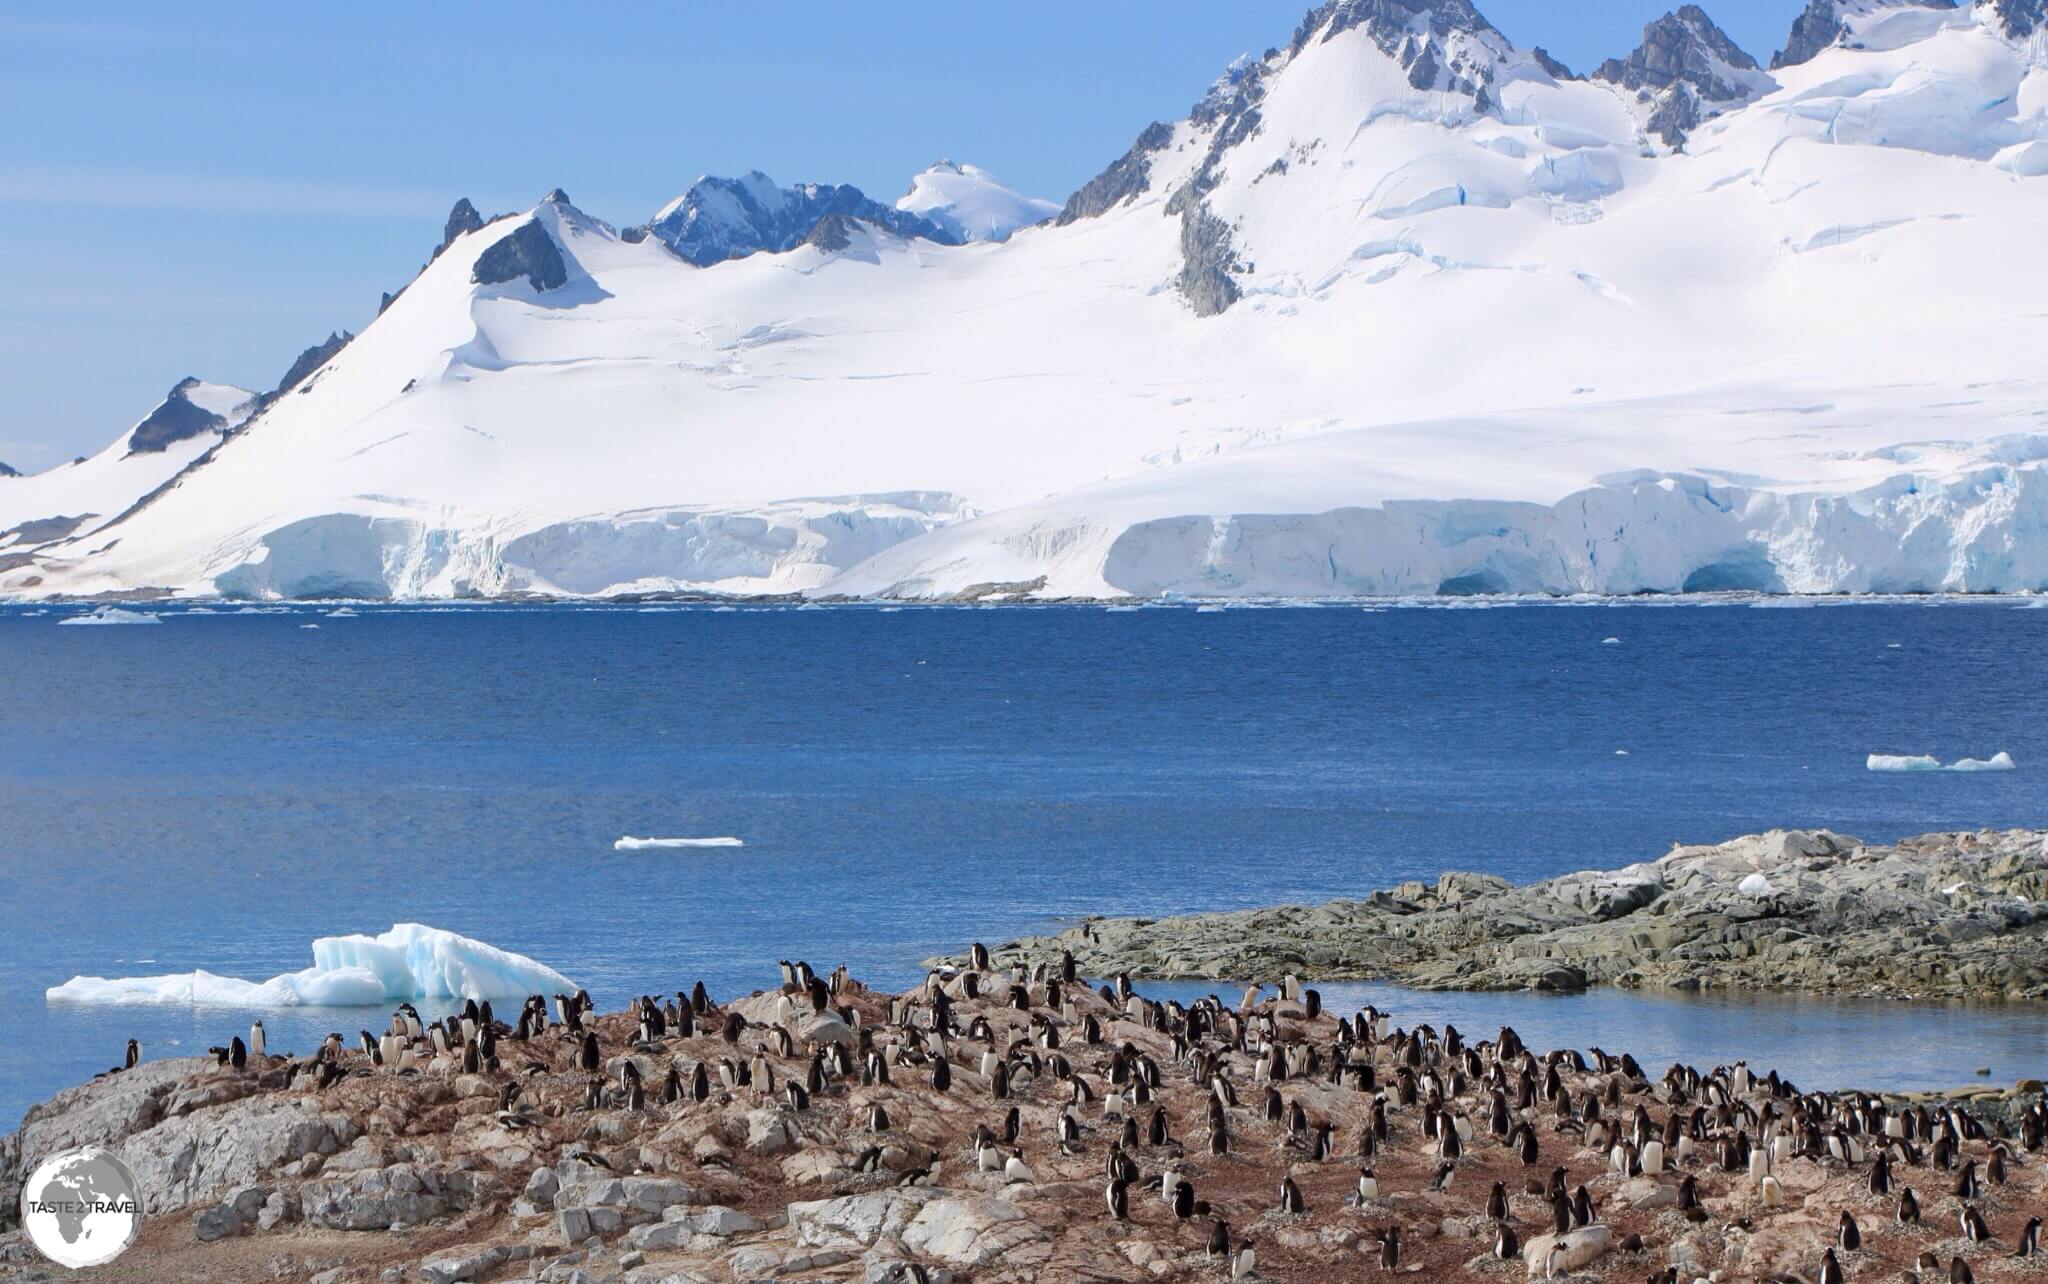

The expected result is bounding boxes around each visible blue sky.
[1,1,1812,467]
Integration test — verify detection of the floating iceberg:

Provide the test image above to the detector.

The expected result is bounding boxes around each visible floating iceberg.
[58,607,160,626]
[1866,752,2016,773]
[45,923,574,1008]
[614,835,744,850]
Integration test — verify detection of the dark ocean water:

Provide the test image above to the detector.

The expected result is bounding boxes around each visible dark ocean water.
[2,598,2046,1128]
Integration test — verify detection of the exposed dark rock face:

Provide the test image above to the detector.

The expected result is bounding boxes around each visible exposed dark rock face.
[644,173,960,266]
[801,214,857,253]
[1293,0,1504,106]
[1,513,93,545]
[128,378,229,454]
[1054,121,1173,225]
[1772,0,1955,69]
[471,220,569,292]
[1531,45,1574,79]
[1595,6,1767,146]
[0,460,19,478]
[1993,0,2045,37]
[273,332,353,397]
[1597,6,1760,99]
[1173,205,1242,317]
[442,197,484,249]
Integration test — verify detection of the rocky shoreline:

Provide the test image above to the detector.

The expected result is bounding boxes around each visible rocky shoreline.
[950,829,2048,1000]
[5,936,2048,1283]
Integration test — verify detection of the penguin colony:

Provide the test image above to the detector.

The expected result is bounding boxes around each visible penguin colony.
[96,952,2048,1283]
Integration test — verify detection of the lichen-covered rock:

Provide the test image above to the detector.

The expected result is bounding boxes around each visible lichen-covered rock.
[958,828,2048,1001]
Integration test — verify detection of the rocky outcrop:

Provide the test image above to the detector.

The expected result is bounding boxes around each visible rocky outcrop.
[644,172,961,266]
[1054,121,1173,225]
[958,828,2048,999]
[5,942,2045,1281]
[124,378,229,454]
[273,331,352,397]
[0,460,19,478]
[471,220,568,292]
[803,213,859,253]
[1993,0,2046,37]
[440,197,484,251]
[1772,0,1957,69]
[1594,5,1770,146]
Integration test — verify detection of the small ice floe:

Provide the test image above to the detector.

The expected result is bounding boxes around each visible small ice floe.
[45,923,573,1007]
[1614,749,1629,756]
[1196,604,1226,613]
[614,835,744,850]
[59,606,161,626]
[1738,873,1774,897]
[1866,752,2016,773]
[1602,637,1621,645]
[326,606,358,618]
[300,623,320,629]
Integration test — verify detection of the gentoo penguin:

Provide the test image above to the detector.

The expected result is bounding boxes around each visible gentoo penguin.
[2017,1216,2044,1259]
[578,1031,600,1071]
[1837,1209,1860,1251]
[1478,1216,1514,1262]
[1485,1180,1508,1220]
[970,942,991,971]
[931,1055,951,1093]
[1172,1175,1196,1219]
[124,1039,140,1070]
[1232,1238,1256,1280]
[1951,1256,1976,1284]
[1376,1226,1401,1269]
[1104,1175,1131,1221]
[1961,1202,1991,1243]
[1954,1158,1982,1199]
[867,1103,891,1132]
[1817,1248,1845,1284]
[248,1021,265,1059]
[1278,1174,1305,1214]
[1003,1149,1035,1185]
[1206,1219,1231,1258]
[1897,1186,1920,1225]
[228,1035,248,1072]
[1353,1168,1377,1204]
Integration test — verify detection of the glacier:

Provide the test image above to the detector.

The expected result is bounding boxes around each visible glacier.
[4,0,2048,603]
[44,924,576,1008]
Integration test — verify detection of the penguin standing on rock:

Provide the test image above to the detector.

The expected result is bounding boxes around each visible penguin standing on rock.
[2016,1215,2043,1258]
[124,1039,140,1070]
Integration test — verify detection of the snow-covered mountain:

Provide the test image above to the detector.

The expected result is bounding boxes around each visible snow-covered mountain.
[638,173,961,265]
[7,0,2048,601]
[0,377,257,567]
[895,160,1059,242]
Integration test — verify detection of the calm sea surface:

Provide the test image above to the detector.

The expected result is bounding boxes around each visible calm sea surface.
[3,598,2046,1127]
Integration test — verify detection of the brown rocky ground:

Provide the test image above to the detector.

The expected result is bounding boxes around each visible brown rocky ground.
[3,956,2045,1284]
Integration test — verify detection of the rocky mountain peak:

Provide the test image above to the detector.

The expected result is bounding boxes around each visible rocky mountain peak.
[126,377,229,454]
[0,460,18,479]
[1595,5,1771,145]
[441,198,484,250]
[1290,0,1511,109]
[1771,0,1957,70]
[643,173,960,267]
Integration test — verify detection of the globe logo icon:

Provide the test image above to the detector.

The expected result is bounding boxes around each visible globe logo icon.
[19,1146,144,1268]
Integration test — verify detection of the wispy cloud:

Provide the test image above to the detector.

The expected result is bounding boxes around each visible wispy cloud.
[0,165,459,220]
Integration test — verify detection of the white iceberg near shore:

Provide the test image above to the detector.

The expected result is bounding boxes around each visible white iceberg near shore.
[614,835,744,850]
[45,923,574,1008]
[1866,752,2016,773]
[57,607,160,626]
